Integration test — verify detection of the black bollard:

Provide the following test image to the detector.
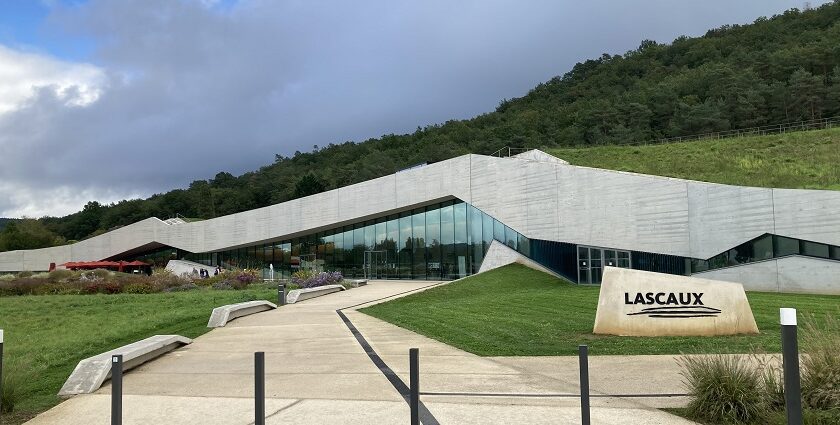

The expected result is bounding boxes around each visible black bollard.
[111,355,123,425]
[277,283,286,306]
[579,345,590,425]
[255,352,265,425]
[410,348,419,425]
[780,308,803,425]
[1,329,4,418]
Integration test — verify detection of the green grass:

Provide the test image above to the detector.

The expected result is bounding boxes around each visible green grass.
[0,287,274,423]
[360,264,840,356]
[547,127,840,190]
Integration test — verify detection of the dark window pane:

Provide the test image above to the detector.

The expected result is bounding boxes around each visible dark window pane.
[831,245,840,260]
[440,204,454,278]
[412,209,426,279]
[504,226,518,250]
[691,259,709,273]
[453,202,468,278]
[518,233,530,257]
[468,205,483,273]
[752,235,773,261]
[426,207,442,279]
[801,240,829,258]
[494,219,505,243]
[774,236,799,257]
[399,213,413,278]
[482,211,493,252]
[375,220,386,250]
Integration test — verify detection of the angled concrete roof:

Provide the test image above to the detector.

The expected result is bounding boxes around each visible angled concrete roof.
[2,150,839,272]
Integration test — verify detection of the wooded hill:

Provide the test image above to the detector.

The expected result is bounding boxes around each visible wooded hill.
[4,2,840,252]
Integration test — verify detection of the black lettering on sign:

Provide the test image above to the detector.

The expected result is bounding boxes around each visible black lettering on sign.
[622,290,720,318]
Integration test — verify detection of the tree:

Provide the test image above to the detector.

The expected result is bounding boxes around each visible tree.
[293,173,327,198]
[0,219,65,251]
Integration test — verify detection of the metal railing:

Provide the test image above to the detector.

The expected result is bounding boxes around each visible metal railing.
[489,115,840,156]
[640,115,840,146]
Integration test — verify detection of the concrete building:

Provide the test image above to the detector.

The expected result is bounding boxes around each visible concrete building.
[1,150,838,294]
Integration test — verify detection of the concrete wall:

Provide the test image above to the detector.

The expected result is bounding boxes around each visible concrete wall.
[2,149,839,296]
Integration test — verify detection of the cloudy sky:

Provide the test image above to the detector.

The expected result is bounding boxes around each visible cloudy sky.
[0,0,827,218]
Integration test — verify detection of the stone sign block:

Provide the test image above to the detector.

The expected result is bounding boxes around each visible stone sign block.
[593,267,759,336]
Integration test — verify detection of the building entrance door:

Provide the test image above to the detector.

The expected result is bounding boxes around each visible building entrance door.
[363,250,388,279]
[577,246,631,284]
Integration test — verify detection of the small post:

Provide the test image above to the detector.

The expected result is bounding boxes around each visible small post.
[409,348,419,425]
[578,345,591,425]
[1,329,4,418]
[780,308,803,425]
[111,355,123,425]
[277,283,286,306]
[255,352,265,425]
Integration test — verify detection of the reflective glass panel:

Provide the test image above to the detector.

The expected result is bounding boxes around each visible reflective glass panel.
[801,240,829,258]
[412,209,426,279]
[774,236,799,257]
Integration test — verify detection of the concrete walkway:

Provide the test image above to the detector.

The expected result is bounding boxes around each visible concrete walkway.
[27,281,696,424]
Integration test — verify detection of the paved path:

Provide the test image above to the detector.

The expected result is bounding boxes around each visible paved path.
[27,281,697,424]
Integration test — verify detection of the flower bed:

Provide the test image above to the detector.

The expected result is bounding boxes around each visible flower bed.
[291,270,344,289]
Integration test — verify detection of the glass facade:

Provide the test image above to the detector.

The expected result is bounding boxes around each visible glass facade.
[119,202,840,284]
[178,200,530,280]
[691,233,840,273]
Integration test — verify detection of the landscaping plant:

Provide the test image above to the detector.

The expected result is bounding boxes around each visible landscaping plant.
[678,354,768,424]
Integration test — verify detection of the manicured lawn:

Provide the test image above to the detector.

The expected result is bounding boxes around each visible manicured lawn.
[0,287,274,424]
[360,264,840,356]
[548,127,840,191]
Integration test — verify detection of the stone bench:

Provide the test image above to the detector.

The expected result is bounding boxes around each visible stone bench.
[287,284,345,303]
[207,300,277,327]
[59,335,192,396]
[345,279,368,287]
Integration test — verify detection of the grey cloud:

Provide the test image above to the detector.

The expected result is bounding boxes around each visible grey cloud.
[0,0,827,217]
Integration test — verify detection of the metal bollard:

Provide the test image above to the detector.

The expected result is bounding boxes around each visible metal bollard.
[578,345,590,425]
[111,355,123,425]
[780,308,803,425]
[1,329,4,418]
[409,348,419,425]
[277,283,286,306]
[255,352,265,425]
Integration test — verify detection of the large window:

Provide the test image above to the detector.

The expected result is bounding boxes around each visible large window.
[191,199,536,281]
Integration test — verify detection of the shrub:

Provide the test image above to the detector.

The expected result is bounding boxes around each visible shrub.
[15,271,33,278]
[163,282,198,292]
[0,278,46,296]
[292,270,343,288]
[679,354,768,424]
[48,269,73,282]
[212,281,233,290]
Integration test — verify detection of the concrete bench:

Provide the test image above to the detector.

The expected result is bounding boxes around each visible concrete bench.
[287,284,345,304]
[59,335,192,396]
[207,300,277,327]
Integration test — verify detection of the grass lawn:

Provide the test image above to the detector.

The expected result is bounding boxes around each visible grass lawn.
[360,264,840,356]
[0,286,274,424]
[547,127,840,190]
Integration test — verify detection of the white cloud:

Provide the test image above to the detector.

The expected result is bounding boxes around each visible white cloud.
[0,44,105,114]
[0,181,146,218]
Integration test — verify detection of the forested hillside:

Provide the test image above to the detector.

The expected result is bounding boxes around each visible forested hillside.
[4,2,840,251]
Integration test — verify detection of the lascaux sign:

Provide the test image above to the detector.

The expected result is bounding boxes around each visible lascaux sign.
[623,291,722,319]
[593,267,758,336]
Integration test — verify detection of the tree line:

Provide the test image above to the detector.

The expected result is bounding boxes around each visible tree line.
[3,2,840,252]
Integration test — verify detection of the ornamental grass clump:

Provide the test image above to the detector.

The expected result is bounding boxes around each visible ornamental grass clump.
[800,314,840,411]
[679,354,767,424]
